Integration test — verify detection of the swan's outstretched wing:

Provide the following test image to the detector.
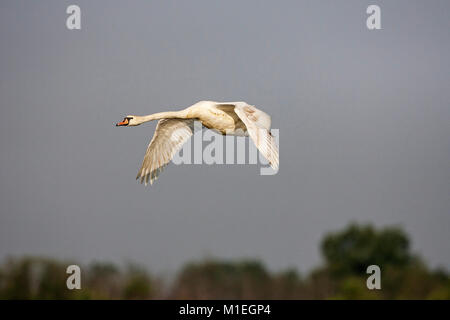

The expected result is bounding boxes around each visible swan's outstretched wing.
[136,119,194,185]
[232,103,279,170]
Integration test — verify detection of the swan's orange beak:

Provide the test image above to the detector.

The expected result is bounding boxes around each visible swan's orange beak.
[116,118,129,126]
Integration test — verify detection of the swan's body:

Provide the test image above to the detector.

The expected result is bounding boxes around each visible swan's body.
[116,101,279,185]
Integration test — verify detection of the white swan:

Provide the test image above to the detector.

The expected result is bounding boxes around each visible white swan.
[116,101,279,185]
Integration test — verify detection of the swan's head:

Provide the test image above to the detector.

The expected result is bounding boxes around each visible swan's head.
[116,115,140,127]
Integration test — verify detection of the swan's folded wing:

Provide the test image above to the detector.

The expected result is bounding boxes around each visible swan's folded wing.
[233,104,279,170]
[217,102,271,130]
[136,119,194,185]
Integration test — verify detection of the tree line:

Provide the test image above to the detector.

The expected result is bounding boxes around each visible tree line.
[1,223,449,299]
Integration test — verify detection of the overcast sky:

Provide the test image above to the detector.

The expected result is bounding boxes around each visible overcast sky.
[0,0,449,274]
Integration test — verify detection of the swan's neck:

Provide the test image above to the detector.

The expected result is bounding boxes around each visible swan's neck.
[137,110,189,124]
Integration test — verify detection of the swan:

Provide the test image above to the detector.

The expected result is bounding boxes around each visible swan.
[116,101,279,185]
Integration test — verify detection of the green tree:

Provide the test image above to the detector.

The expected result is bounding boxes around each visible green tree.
[170,259,271,299]
[321,223,413,276]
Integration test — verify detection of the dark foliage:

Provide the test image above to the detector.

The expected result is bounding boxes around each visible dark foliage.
[0,224,448,299]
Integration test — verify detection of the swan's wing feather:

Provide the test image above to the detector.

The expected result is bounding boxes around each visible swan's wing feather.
[217,102,271,130]
[232,103,279,170]
[136,119,194,185]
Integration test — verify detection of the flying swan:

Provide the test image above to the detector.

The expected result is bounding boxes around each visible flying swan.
[116,101,279,185]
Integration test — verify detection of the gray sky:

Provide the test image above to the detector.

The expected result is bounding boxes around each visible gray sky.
[0,0,449,275]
